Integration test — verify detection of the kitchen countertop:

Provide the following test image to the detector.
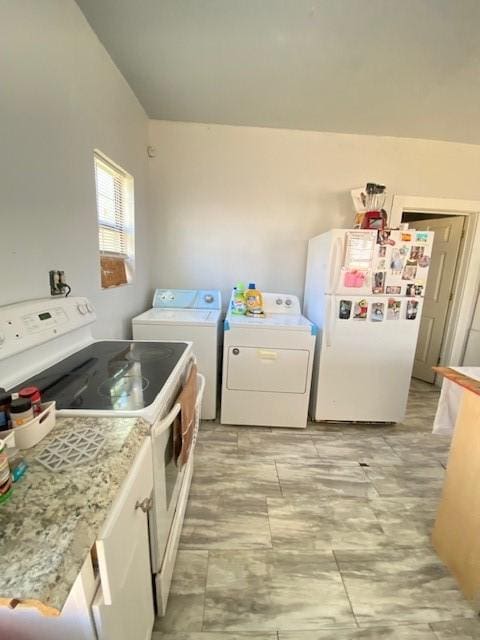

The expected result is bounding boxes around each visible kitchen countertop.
[434,366,480,396]
[0,415,150,614]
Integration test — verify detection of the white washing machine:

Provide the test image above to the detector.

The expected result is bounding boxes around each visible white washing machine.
[132,289,222,419]
[221,292,316,429]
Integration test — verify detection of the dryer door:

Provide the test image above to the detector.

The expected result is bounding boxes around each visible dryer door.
[226,346,309,394]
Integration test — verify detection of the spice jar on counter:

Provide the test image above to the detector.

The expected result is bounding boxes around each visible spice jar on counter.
[18,386,42,416]
[9,398,34,427]
[0,440,13,504]
[0,391,12,431]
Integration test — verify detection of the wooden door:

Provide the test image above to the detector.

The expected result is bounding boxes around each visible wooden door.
[412,216,464,382]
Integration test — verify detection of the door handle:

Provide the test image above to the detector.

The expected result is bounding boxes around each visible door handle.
[135,497,153,513]
[329,236,343,292]
[325,297,337,348]
[258,350,277,359]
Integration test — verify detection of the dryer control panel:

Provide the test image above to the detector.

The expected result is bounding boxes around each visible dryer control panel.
[262,293,301,315]
[152,289,222,310]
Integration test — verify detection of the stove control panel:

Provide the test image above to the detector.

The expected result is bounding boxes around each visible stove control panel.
[0,297,96,362]
[22,307,69,334]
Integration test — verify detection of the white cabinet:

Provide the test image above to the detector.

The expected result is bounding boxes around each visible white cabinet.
[92,439,154,640]
[0,440,154,640]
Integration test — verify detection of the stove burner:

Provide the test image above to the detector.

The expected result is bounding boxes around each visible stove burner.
[97,374,150,399]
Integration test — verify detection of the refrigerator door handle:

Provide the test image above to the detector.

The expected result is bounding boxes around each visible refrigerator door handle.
[325,297,336,347]
[329,236,344,292]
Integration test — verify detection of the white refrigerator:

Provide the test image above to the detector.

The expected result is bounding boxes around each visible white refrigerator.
[304,228,434,423]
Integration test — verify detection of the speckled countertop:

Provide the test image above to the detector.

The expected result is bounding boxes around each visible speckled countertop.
[0,415,149,613]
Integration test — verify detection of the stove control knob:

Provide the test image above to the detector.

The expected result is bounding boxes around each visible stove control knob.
[276,298,283,305]
[77,304,87,315]
[285,298,292,306]
[86,303,94,313]
[204,294,214,304]
[0,332,5,347]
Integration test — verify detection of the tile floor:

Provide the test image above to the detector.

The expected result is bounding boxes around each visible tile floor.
[153,379,480,640]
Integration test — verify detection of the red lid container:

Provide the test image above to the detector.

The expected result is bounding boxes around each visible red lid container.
[19,386,42,414]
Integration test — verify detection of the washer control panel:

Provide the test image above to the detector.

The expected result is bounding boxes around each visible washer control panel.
[152,289,222,310]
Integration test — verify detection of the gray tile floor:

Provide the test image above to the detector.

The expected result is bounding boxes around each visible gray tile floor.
[153,379,480,640]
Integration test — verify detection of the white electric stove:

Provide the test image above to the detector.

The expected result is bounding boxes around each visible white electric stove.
[0,296,197,615]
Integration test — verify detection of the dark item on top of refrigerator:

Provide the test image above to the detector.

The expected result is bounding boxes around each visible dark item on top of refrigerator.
[387,298,401,320]
[339,300,352,320]
[372,272,386,294]
[371,302,385,322]
[406,299,419,320]
[361,184,386,230]
[353,299,368,320]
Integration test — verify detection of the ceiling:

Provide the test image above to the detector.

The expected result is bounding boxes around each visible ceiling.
[75,0,480,144]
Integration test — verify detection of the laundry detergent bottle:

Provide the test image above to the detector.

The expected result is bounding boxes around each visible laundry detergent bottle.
[245,283,264,317]
[231,282,247,315]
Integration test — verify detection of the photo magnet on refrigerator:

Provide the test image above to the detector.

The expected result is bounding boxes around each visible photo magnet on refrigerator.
[390,249,405,273]
[386,285,402,295]
[402,264,417,280]
[418,254,430,268]
[371,302,385,322]
[406,283,424,297]
[416,232,429,243]
[387,298,401,320]
[372,271,386,294]
[409,246,425,263]
[339,300,352,320]
[377,230,395,246]
[406,299,419,320]
[353,299,368,320]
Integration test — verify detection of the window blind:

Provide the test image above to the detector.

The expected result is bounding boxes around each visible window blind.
[94,154,129,256]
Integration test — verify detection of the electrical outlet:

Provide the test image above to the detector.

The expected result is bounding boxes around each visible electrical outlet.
[49,270,66,296]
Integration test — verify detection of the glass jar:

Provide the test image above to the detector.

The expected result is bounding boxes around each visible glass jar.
[9,398,34,427]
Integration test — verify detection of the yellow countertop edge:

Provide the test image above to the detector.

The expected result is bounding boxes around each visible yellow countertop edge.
[0,597,60,617]
[434,366,480,397]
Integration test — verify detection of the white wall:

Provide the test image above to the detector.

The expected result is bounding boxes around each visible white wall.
[148,120,480,306]
[0,0,150,338]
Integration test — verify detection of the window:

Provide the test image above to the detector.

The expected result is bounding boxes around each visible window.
[94,151,134,288]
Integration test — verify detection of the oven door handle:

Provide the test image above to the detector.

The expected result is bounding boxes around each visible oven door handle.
[152,402,181,439]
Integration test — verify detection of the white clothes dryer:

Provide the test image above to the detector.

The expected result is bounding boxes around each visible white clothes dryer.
[221,292,316,429]
[132,289,222,419]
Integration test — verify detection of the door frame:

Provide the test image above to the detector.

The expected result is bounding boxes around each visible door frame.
[390,195,480,367]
